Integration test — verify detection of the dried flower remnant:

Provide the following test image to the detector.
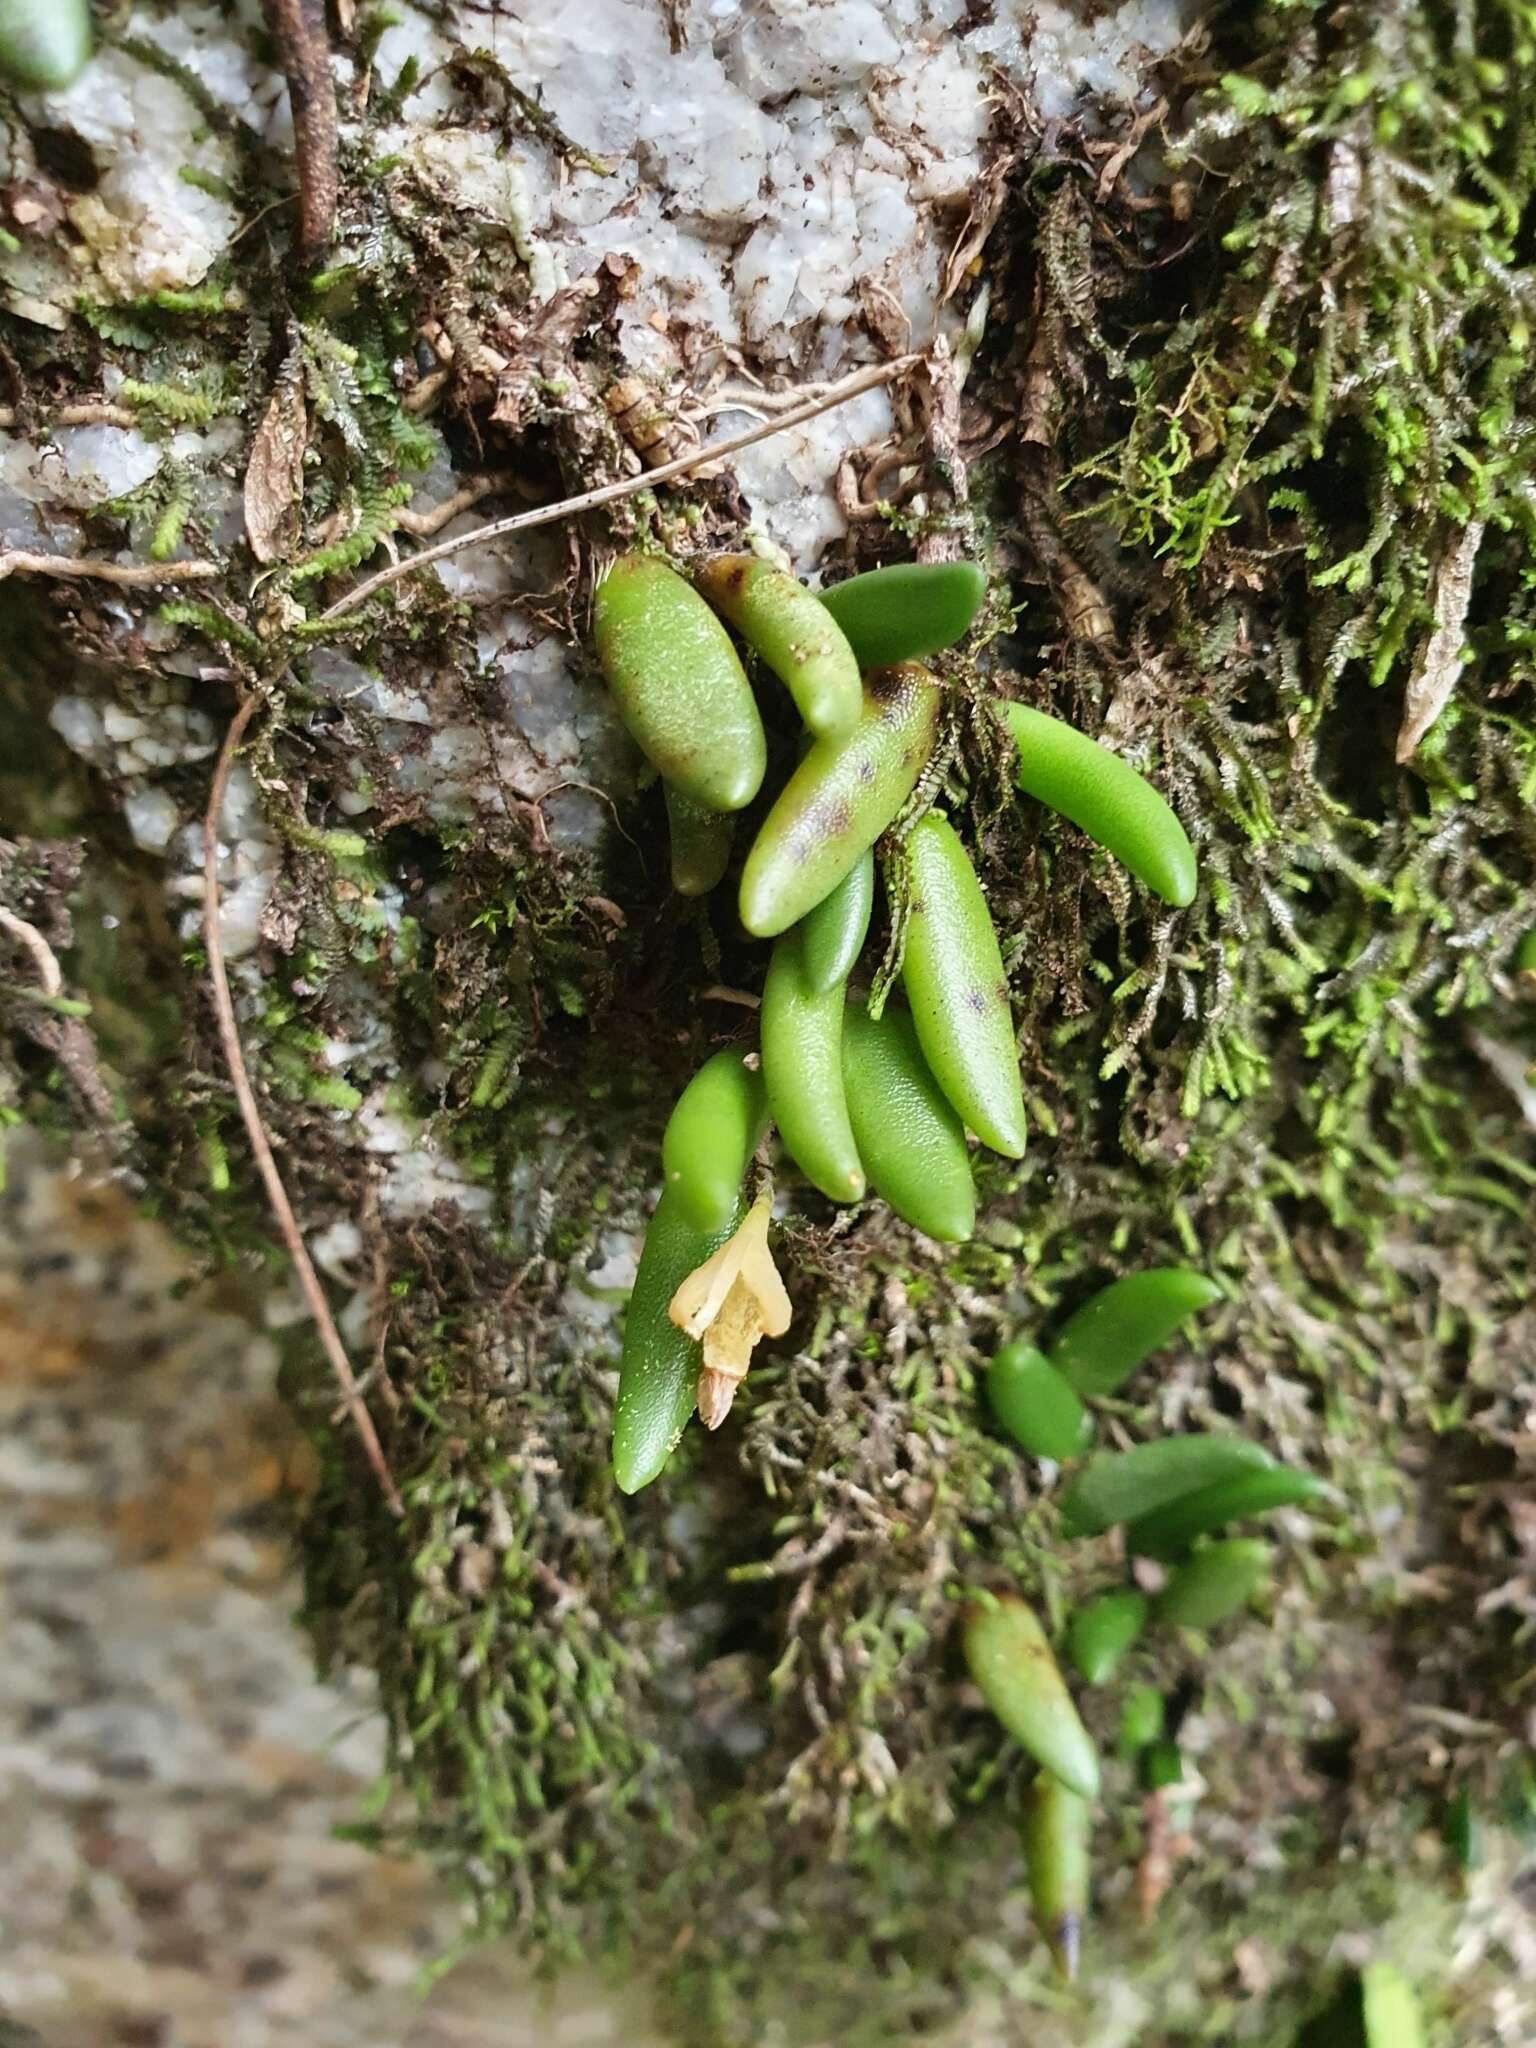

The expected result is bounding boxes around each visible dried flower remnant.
[668,1191,790,1428]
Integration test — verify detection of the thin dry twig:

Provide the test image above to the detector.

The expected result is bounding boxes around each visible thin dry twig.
[265,0,339,264]
[203,694,403,1516]
[0,551,219,587]
[394,473,512,537]
[320,352,922,622]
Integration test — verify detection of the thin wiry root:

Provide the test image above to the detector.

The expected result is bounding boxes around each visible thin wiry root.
[202,693,403,1516]
[0,552,219,587]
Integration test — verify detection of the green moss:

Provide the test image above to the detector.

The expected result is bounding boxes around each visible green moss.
[287,480,415,584]
[148,477,192,562]
[157,600,262,657]
[117,375,227,424]
[1063,0,1536,707]
[177,164,237,203]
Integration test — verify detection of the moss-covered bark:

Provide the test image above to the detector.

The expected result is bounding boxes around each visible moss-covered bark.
[3,3,1535,2043]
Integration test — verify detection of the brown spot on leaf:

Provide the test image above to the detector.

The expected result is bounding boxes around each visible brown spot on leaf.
[786,795,853,864]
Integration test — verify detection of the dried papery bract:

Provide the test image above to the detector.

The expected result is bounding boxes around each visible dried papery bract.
[668,1191,791,1428]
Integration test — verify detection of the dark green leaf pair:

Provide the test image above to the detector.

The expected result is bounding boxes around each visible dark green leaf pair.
[1128,1465,1330,1559]
[985,1267,1220,1462]
[760,953,977,1243]
[1061,1440,1284,1628]
[1057,1436,1318,1636]
[1062,1431,1325,1568]
[1056,1436,1325,1663]
[1060,1434,1276,1537]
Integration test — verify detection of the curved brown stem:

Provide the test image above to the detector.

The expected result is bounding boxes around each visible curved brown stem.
[202,694,403,1515]
[265,0,339,265]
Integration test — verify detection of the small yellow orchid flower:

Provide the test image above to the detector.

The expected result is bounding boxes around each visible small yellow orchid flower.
[667,1190,791,1428]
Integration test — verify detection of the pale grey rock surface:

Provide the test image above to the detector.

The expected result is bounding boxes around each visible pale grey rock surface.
[0,1134,668,2048]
